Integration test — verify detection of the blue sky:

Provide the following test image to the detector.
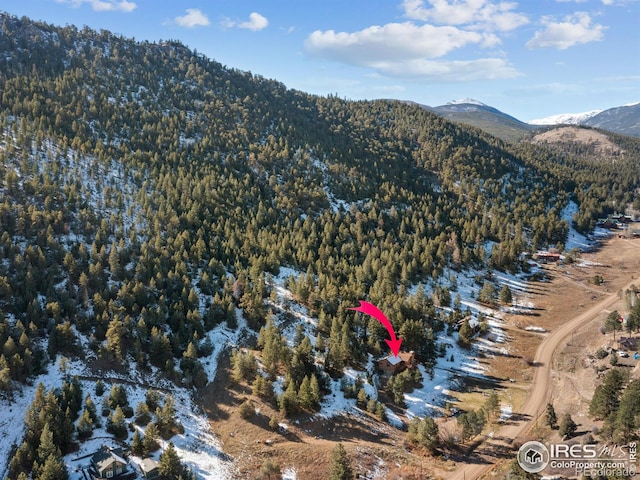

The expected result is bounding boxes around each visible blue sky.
[3,0,639,120]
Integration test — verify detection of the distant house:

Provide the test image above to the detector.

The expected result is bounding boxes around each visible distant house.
[90,446,129,479]
[139,458,160,479]
[536,251,561,263]
[378,351,417,376]
[618,336,639,351]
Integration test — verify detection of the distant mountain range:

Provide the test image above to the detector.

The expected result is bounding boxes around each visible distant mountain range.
[529,110,602,126]
[422,99,640,142]
[425,99,535,143]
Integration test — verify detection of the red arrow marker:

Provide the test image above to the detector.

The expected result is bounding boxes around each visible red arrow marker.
[348,300,403,356]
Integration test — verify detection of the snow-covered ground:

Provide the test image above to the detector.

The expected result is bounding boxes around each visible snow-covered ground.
[562,201,612,252]
[0,311,248,480]
[268,264,526,427]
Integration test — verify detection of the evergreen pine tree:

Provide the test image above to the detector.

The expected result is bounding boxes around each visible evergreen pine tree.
[329,443,353,480]
[85,395,98,424]
[559,413,577,439]
[131,430,144,456]
[135,401,151,425]
[483,390,500,423]
[279,381,299,417]
[589,368,625,419]
[298,376,313,410]
[315,332,326,353]
[143,422,159,454]
[356,388,368,409]
[34,454,68,480]
[77,408,94,439]
[158,442,182,478]
[500,284,513,305]
[36,423,60,466]
[310,374,320,408]
[614,379,640,440]
[107,406,127,438]
[105,316,126,362]
[545,403,557,429]
[95,379,105,397]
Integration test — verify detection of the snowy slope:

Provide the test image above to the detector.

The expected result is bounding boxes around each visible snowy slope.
[447,98,488,107]
[529,110,602,125]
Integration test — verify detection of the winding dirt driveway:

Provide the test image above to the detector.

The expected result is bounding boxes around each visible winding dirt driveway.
[448,277,635,480]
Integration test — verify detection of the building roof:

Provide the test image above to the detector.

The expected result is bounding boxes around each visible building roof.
[139,458,159,473]
[398,351,415,364]
[92,446,127,472]
[618,336,639,350]
[386,355,402,366]
[381,351,415,367]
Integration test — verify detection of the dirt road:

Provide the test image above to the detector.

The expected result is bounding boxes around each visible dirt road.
[448,277,635,480]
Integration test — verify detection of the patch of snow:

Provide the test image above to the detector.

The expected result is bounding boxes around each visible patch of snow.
[318,377,356,419]
[278,422,289,432]
[499,404,513,422]
[273,375,285,397]
[200,308,248,383]
[344,366,377,400]
[524,326,546,333]
[282,467,297,480]
[562,201,610,252]
[385,408,403,428]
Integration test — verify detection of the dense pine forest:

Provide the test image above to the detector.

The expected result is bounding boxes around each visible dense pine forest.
[1,12,640,479]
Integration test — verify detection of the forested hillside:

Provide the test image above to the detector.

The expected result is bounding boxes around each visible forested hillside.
[1,12,640,478]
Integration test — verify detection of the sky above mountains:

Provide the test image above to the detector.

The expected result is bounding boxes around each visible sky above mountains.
[4,0,639,120]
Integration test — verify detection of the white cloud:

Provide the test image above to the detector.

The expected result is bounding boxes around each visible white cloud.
[57,0,136,12]
[526,12,606,49]
[304,20,520,81]
[402,0,528,31]
[306,22,492,63]
[240,12,269,31]
[173,8,210,28]
[371,57,521,81]
[223,12,269,31]
[303,1,529,82]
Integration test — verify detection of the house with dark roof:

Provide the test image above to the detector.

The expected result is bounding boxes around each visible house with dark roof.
[618,336,639,351]
[377,351,417,376]
[90,446,129,479]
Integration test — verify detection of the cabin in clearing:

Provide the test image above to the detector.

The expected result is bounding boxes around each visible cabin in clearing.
[377,351,417,376]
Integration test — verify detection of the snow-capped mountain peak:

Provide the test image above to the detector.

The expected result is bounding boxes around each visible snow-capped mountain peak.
[528,110,603,126]
[447,97,488,106]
